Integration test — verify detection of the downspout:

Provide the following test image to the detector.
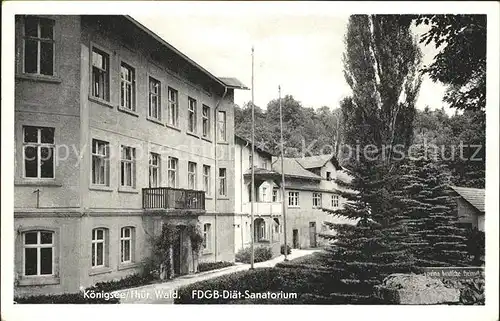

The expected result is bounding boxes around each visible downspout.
[214,86,228,262]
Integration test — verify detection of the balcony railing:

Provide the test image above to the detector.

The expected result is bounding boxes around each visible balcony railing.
[142,187,205,210]
[242,202,282,215]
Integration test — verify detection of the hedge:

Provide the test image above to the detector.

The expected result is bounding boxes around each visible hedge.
[198,261,235,272]
[14,293,119,304]
[175,266,379,304]
[280,244,292,255]
[276,252,328,269]
[235,246,273,263]
[86,273,155,293]
[14,273,155,304]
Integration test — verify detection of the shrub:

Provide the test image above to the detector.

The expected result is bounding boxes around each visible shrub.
[14,273,158,304]
[87,273,155,293]
[280,244,292,255]
[236,246,273,263]
[175,266,369,304]
[198,261,235,272]
[14,293,119,304]
[276,252,328,269]
[465,228,485,265]
[176,268,281,304]
[460,279,485,305]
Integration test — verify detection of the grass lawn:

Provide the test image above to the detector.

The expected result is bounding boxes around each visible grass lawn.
[174,250,382,304]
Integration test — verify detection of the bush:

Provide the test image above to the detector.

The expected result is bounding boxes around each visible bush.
[14,273,156,304]
[175,266,373,304]
[14,293,119,304]
[280,244,292,255]
[465,228,485,265]
[176,268,281,304]
[236,246,273,263]
[87,273,155,293]
[460,279,485,305]
[276,252,328,269]
[444,278,485,305]
[198,261,235,272]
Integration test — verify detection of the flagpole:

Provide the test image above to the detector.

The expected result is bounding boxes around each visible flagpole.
[250,46,255,270]
[279,85,288,261]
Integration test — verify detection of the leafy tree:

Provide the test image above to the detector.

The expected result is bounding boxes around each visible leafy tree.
[321,14,423,303]
[412,108,485,188]
[234,96,344,158]
[415,15,486,111]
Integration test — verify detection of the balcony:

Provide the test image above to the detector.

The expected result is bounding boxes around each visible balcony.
[142,187,205,210]
[242,202,282,215]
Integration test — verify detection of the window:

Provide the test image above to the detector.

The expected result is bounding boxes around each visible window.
[120,62,136,111]
[218,168,227,196]
[288,191,299,207]
[91,47,109,101]
[313,192,322,208]
[167,87,179,127]
[326,172,332,181]
[254,218,266,242]
[149,153,160,188]
[272,188,279,202]
[188,97,197,133]
[91,228,107,268]
[203,165,211,195]
[261,162,268,170]
[120,227,134,264]
[120,146,136,188]
[261,187,267,202]
[148,77,161,120]
[203,223,212,251]
[202,105,211,138]
[92,139,109,185]
[23,231,54,276]
[188,162,197,190]
[167,157,178,187]
[273,218,280,234]
[23,126,55,179]
[217,111,226,141]
[23,17,54,76]
[332,194,339,207]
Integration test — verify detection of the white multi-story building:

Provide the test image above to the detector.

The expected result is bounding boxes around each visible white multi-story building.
[234,134,354,255]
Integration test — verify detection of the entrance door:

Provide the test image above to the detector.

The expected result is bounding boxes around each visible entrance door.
[309,222,317,248]
[173,228,182,276]
[292,229,299,249]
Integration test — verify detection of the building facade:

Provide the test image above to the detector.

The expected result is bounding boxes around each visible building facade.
[450,186,485,232]
[233,135,354,253]
[272,155,355,249]
[234,135,283,257]
[14,15,247,296]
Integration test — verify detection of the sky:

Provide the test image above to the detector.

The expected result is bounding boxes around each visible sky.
[135,12,450,113]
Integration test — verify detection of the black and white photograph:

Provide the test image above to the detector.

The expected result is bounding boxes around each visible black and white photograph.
[1,1,498,320]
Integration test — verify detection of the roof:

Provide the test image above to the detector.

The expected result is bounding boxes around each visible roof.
[235,134,275,157]
[219,77,250,90]
[243,167,281,178]
[124,16,248,91]
[271,158,322,181]
[294,154,341,170]
[450,186,485,213]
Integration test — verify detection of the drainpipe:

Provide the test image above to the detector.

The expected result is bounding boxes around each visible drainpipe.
[214,86,228,262]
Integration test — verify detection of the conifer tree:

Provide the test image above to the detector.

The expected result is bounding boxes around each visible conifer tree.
[395,146,471,267]
[319,14,423,304]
